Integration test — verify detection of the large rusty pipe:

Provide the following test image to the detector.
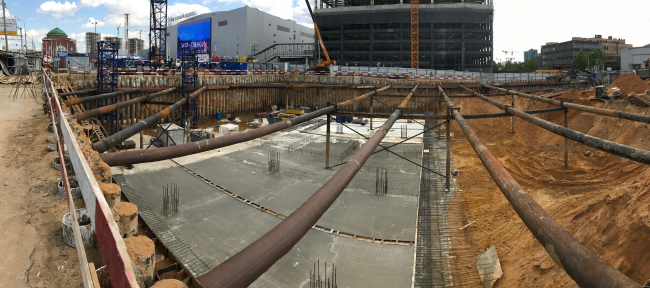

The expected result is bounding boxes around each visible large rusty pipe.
[228,84,349,89]
[461,86,650,165]
[73,87,177,121]
[59,89,97,97]
[100,86,392,166]
[63,88,141,106]
[440,87,638,288]
[93,86,206,153]
[484,84,650,124]
[197,86,416,288]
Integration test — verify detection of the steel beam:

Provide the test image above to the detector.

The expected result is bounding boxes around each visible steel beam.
[63,88,141,106]
[462,86,650,165]
[196,86,416,288]
[93,86,206,153]
[59,89,97,97]
[441,86,639,288]
[73,87,176,121]
[331,108,566,120]
[100,86,392,166]
[484,84,650,124]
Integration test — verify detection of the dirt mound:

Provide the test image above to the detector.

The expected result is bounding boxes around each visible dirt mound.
[448,93,650,287]
[556,88,592,101]
[610,74,649,97]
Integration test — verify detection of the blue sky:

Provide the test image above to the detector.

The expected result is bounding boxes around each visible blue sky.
[6,0,650,60]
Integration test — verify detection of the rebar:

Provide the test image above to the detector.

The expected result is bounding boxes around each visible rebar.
[309,260,337,288]
[268,149,280,173]
[163,183,180,217]
[375,167,388,196]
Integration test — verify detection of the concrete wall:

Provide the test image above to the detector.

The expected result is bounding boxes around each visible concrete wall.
[167,7,315,59]
[621,47,650,71]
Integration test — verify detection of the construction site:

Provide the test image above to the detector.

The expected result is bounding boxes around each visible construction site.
[2,0,650,287]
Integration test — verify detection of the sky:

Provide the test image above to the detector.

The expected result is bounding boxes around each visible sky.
[5,0,650,60]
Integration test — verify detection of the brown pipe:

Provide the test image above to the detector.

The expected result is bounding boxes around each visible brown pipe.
[197,86,416,288]
[59,89,97,97]
[63,88,141,106]
[440,87,638,288]
[228,84,349,89]
[484,84,650,124]
[462,86,650,165]
[93,87,206,153]
[73,88,177,121]
[100,86,392,166]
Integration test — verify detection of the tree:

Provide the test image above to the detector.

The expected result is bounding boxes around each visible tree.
[573,49,588,71]
[544,62,555,70]
[493,60,504,72]
[524,57,537,72]
[587,48,606,71]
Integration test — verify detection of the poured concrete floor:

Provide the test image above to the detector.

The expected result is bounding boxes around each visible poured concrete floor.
[119,125,423,287]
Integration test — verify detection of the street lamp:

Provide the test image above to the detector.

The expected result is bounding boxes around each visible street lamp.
[14,17,25,54]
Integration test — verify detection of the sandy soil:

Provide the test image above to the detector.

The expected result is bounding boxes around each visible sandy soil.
[449,90,650,287]
[0,84,82,287]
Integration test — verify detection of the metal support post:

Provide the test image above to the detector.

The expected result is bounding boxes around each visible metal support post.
[564,108,569,170]
[511,94,515,134]
[446,107,452,191]
[369,95,374,130]
[326,102,331,169]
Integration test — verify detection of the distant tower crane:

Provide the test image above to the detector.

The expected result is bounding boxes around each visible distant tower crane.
[411,0,419,69]
[149,0,167,66]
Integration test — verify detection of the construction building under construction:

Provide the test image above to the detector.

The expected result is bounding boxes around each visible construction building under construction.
[314,0,494,71]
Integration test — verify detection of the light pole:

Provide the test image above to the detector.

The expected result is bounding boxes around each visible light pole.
[15,17,25,54]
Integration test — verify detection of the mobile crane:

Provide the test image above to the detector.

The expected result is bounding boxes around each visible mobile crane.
[305,0,334,70]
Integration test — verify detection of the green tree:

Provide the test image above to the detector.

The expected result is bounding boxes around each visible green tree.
[493,61,504,72]
[524,57,537,72]
[573,49,588,70]
[587,48,606,71]
[544,62,555,70]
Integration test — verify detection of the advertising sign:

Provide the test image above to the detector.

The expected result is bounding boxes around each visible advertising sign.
[177,18,210,57]
[0,18,17,36]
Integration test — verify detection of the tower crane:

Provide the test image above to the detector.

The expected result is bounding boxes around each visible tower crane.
[411,0,419,69]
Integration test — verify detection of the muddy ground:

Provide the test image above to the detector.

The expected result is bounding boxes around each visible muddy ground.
[450,88,650,287]
[0,84,82,287]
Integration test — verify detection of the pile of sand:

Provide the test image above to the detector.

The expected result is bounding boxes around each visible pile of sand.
[448,94,650,287]
[610,74,649,97]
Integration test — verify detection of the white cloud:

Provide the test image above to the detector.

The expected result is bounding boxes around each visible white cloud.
[37,1,78,18]
[24,28,50,50]
[81,17,106,29]
[292,0,312,27]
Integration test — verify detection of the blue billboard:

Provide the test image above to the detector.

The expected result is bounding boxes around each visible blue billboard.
[177,18,211,57]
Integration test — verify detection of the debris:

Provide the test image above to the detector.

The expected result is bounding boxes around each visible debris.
[46,144,57,152]
[4,182,8,186]
[628,89,650,107]
[42,193,50,197]
[452,169,461,176]
[47,136,56,142]
[459,220,477,230]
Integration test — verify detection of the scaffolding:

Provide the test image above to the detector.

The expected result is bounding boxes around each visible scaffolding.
[180,47,198,128]
[149,0,167,65]
[97,41,119,135]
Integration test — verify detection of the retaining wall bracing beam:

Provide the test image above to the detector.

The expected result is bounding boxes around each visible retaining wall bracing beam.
[93,86,207,153]
[73,87,177,121]
[63,88,141,106]
[483,84,650,124]
[58,89,97,97]
[441,86,639,288]
[100,86,392,166]
[196,86,417,288]
[460,86,650,165]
